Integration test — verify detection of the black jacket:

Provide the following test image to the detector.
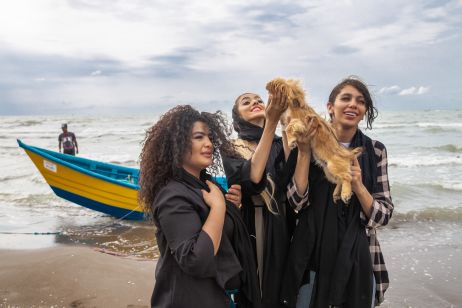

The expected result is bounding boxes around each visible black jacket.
[151,170,260,308]
[281,144,374,308]
[223,139,295,308]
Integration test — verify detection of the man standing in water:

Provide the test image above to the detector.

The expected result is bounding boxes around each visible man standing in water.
[58,123,79,155]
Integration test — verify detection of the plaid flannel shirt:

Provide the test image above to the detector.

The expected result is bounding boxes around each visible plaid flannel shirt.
[287,140,393,305]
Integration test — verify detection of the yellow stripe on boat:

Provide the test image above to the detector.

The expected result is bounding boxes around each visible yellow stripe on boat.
[25,150,138,211]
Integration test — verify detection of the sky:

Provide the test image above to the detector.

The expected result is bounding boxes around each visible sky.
[0,0,461,115]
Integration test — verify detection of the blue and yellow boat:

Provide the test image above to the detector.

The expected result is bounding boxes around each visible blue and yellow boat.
[18,139,144,219]
[18,140,228,220]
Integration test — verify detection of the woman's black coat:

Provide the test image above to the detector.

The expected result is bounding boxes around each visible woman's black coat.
[223,139,295,308]
[150,170,260,308]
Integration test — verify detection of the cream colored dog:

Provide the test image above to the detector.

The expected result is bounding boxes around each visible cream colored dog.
[266,77,362,203]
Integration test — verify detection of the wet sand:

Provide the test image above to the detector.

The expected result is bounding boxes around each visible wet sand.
[0,246,156,307]
[378,221,462,307]
[1,221,461,307]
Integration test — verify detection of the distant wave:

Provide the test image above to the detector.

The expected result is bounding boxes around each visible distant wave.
[412,144,462,153]
[434,144,462,153]
[393,207,462,222]
[15,120,44,127]
[4,193,56,205]
[0,174,29,182]
[389,156,462,167]
[392,181,462,193]
[375,122,462,130]
[418,122,462,128]
[423,127,451,134]
[94,132,142,138]
[108,159,138,166]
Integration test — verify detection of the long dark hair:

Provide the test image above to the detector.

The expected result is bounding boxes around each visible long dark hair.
[328,76,378,129]
[138,105,240,221]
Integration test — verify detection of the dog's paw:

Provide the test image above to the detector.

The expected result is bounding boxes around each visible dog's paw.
[341,191,352,204]
[266,78,291,97]
[333,193,341,204]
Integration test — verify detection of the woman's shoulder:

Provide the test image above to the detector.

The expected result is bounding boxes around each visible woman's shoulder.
[153,180,188,206]
[231,138,255,159]
[371,139,386,151]
[370,139,388,159]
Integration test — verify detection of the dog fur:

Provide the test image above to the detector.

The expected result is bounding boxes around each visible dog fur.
[266,77,362,204]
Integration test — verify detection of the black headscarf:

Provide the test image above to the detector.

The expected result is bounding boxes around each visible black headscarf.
[231,106,282,177]
[232,106,264,142]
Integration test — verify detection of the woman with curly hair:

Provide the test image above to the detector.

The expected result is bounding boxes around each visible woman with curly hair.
[222,91,295,308]
[139,105,261,308]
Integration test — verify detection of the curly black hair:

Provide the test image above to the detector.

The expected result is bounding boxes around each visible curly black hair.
[328,76,378,129]
[138,105,240,221]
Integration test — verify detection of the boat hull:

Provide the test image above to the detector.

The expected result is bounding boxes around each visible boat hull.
[19,140,143,220]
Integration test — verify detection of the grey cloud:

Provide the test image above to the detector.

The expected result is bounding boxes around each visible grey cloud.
[0,50,126,80]
[230,2,307,41]
[144,48,203,78]
[331,45,360,55]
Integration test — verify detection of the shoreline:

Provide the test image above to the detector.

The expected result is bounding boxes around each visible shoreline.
[1,220,461,307]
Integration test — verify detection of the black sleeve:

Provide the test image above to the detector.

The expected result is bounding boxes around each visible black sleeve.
[155,188,217,278]
[284,148,298,187]
[222,155,266,196]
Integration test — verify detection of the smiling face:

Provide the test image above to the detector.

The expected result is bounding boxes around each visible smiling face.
[235,93,266,127]
[327,85,366,129]
[182,121,213,178]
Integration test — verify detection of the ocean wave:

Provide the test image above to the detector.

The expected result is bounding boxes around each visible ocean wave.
[423,127,452,134]
[0,174,29,182]
[393,207,462,222]
[374,122,462,130]
[417,122,462,128]
[389,156,462,167]
[14,120,44,127]
[6,193,58,205]
[410,144,462,153]
[434,144,462,153]
[93,132,142,138]
[108,159,138,166]
[392,181,462,193]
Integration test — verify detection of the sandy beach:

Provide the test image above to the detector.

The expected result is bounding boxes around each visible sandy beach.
[0,246,156,307]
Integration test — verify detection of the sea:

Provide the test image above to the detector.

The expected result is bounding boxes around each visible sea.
[0,110,461,304]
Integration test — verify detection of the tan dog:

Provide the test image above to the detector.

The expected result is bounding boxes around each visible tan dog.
[266,77,362,204]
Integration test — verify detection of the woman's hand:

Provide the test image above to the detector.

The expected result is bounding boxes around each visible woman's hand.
[201,180,226,255]
[225,184,242,208]
[266,92,288,125]
[350,156,364,193]
[202,180,226,210]
[297,116,318,154]
[350,156,374,218]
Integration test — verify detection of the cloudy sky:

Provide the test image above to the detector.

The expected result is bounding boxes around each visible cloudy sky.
[0,0,461,115]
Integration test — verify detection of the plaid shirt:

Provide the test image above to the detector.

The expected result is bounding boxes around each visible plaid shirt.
[287,140,393,305]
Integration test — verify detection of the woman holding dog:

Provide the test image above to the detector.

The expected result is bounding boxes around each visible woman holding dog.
[222,91,296,308]
[280,77,394,308]
[139,105,261,308]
